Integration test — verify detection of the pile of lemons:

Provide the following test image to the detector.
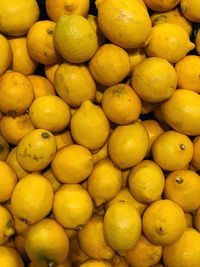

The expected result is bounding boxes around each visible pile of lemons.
[1,0,200,266]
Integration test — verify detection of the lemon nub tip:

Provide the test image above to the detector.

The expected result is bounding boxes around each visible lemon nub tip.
[176,177,184,184]
[180,144,185,150]
[48,261,57,267]
[47,28,53,35]
[5,227,15,237]
[181,6,187,12]
[42,132,50,139]
[76,224,84,230]
[7,110,17,117]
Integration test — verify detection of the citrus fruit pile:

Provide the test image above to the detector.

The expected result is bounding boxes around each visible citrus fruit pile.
[1,0,200,266]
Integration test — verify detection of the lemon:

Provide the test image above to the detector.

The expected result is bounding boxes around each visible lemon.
[103,202,141,256]
[53,14,98,63]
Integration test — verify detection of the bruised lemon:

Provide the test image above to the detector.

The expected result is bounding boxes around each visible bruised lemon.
[102,83,141,125]
[16,129,56,172]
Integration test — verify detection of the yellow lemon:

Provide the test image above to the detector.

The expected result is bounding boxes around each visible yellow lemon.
[46,0,90,22]
[27,20,61,65]
[192,136,200,170]
[144,0,180,11]
[0,246,24,267]
[0,135,9,161]
[88,158,122,206]
[54,62,96,107]
[97,0,152,49]
[128,160,165,204]
[6,147,29,180]
[164,170,200,212]
[175,55,200,93]
[14,234,28,262]
[0,114,34,145]
[53,184,93,229]
[102,83,141,125]
[163,228,200,267]
[0,205,15,245]
[126,48,146,76]
[0,71,34,116]
[181,0,200,22]
[4,202,28,237]
[0,161,17,203]
[106,188,147,216]
[78,215,115,260]
[53,14,98,63]
[51,144,94,184]
[16,129,56,172]
[142,119,165,156]
[44,60,63,85]
[28,74,56,99]
[70,100,110,151]
[161,89,200,136]
[151,7,192,36]
[108,122,149,169]
[87,14,106,48]
[92,141,108,163]
[152,130,193,171]
[29,95,71,132]
[68,238,90,266]
[25,218,69,267]
[142,199,187,246]
[0,34,12,76]
[112,255,129,267]
[8,37,37,75]
[89,44,131,86]
[131,57,177,103]
[11,173,54,224]
[80,260,113,267]
[54,130,74,150]
[103,202,141,256]
[145,23,195,63]
[0,0,39,36]
[195,28,200,55]
[42,168,61,193]
[125,235,162,267]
